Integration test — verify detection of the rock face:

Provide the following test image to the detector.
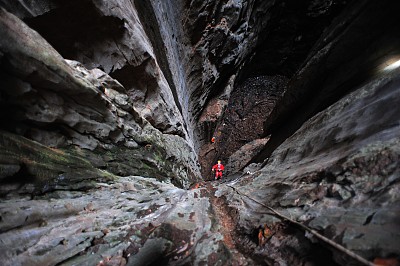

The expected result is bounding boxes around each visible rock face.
[0,175,256,265]
[255,0,400,164]
[0,0,278,151]
[216,68,400,264]
[1,0,400,265]
[0,6,200,190]
[14,0,187,138]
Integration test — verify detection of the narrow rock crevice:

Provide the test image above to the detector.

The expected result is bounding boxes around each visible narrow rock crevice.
[205,182,252,265]
[0,1,399,265]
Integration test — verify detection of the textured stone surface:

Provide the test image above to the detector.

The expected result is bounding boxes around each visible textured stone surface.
[0,130,115,197]
[1,0,188,140]
[226,137,270,174]
[199,75,286,177]
[1,0,400,265]
[255,0,400,164]
[0,176,255,266]
[0,7,200,187]
[135,0,282,151]
[216,69,400,264]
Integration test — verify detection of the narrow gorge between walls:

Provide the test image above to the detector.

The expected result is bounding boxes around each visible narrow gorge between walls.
[0,1,400,266]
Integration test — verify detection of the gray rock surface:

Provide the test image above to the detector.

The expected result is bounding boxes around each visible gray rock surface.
[2,0,283,152]
[226,137,270,174]
[0,7,200,188]
[216,69,400,264]
[255,0,400,165]
[0,176,254,266]
[0,1,400,265]
[1,0,189,139]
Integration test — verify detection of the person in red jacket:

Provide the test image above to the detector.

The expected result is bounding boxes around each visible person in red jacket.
[212,160,225,180]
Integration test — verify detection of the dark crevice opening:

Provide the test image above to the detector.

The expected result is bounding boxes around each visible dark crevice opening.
[23,0,126,66]
[238,0,351,80]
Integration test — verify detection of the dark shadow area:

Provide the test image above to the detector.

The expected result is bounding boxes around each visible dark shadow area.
[23,0,125,66]
[239,0,351,80]
[0,164,35,197]
[251,0,400,165]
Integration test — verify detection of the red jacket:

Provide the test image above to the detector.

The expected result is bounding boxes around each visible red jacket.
[212,163,225,172]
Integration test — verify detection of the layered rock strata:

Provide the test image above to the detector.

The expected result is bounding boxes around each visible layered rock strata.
[0,7,200,191]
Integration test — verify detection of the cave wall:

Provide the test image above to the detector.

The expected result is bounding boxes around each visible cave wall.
[254,0,400,164]
[0,0,284,154]
[138,0,281,151]
[217,67,400,264]
[0,0,360,164]
[0,0,189,140]
[1,0,400,265]
[0,6,200,191]
[213,0,400,264]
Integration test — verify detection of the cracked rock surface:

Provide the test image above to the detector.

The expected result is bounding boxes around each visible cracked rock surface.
[0,7,200,189]
[1,176,255,266]
[216,69,400,265]
[0,0,400,265]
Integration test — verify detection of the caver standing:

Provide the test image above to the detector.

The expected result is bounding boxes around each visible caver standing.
[211,160,225,180]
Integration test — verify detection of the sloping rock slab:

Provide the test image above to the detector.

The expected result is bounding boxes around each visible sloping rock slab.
[0,175,254,266]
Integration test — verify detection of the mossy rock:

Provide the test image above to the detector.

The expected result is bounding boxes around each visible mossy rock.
[0,130,116,195]
[90,144,187,187]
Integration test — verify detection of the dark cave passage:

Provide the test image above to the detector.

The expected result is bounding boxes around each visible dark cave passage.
[199,75,287,178]
[1,0,400,265]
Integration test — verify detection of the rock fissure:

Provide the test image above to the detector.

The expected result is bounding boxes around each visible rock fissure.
[205,182,252,265]
[1,1,400,265]
[133,0,189,138]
